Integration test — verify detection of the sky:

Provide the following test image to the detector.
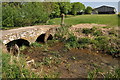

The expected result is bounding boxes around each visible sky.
[71,0,120,12]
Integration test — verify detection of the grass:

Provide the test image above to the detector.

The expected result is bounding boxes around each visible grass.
[88,68,120,79]
[2,53,39,78]
[48,14,119,26]
[2,47,61,78]
[30,42,43,47]
[2,15,120,78]
[2,14,119,30]
[55,25,120,57]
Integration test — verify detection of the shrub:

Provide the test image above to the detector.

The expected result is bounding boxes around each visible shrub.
[85,6,92,14]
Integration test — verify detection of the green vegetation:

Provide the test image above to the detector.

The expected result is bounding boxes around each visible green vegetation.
[71,2,85,15]
[82,28,95,34]
[2,25,119,78]
[2,2,119,28]
[30,42,43,47]
[55,25,73,41]
[2,2,88,28]
[88,68,120,79]
[2,2,120,78]
[2,53,39,78]
[93,30,103,36]
[55,25,120,57]
[49,15,118,26]
[118,13,120,26]
[85,6,92,14]
[2,2,54,27]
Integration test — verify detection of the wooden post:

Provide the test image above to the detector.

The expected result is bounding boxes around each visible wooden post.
[61,13,65,26]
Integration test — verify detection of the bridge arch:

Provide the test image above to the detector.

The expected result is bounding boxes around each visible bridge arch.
[36,33,53,43]
[6,39,30,52]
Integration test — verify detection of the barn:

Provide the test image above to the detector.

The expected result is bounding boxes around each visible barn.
[92,5,116,14]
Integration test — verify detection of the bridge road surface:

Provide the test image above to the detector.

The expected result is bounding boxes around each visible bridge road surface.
[0,25,60,43]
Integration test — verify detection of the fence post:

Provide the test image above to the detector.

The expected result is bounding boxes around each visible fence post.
[61,13,65,26]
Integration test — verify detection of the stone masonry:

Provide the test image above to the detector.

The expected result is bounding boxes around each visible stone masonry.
[1,25,60,45]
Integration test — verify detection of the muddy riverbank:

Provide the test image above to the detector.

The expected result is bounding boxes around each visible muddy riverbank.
[21,42,120,78]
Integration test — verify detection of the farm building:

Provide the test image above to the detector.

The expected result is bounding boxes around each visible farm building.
[92,5,116,14]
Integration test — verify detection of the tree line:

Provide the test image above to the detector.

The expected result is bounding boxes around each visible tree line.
[2,2,93,27]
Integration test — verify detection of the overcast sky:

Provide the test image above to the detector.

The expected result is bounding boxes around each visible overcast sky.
[71,0,120,12]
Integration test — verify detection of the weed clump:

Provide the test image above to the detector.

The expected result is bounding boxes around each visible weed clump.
[2,53,39,78]
[30,42,42,47]
[88,68,120,78]
[55,25,73,41]
[82,28,94,34]
[93,30,103,36]
[55,25,120,57]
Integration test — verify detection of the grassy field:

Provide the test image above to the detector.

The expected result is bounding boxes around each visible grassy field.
[48,14,119,26]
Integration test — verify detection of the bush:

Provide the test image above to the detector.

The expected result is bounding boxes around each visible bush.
[85,6,92,14]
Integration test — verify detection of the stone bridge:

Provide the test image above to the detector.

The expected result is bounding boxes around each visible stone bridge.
[1,25,60,51]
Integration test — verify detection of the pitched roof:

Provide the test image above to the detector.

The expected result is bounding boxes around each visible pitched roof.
[93,5,116,12]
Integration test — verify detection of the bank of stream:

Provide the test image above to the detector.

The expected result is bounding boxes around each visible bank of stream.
[21,41,120,78]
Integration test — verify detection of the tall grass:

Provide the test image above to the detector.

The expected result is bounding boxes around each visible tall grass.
[2,53,39,78]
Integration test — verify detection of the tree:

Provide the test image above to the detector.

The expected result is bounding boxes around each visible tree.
[71,2,85,15]
[58,2,72,15]
[2,2,53,27]
[50,3,60,18]
[85,6,93,14]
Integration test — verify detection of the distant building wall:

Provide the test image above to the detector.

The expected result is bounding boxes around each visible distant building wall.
[92,6,116,14]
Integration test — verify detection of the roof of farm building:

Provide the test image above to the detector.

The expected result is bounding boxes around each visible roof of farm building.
[94,5,116,12]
